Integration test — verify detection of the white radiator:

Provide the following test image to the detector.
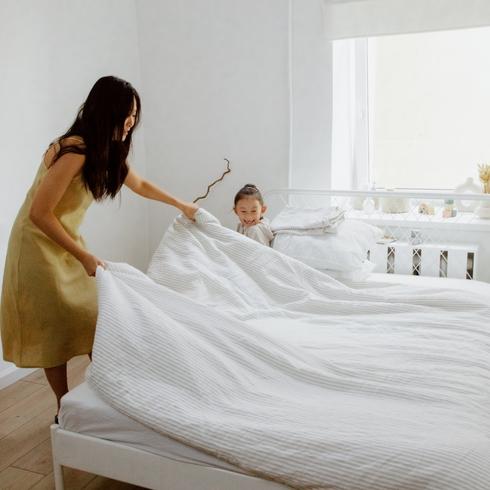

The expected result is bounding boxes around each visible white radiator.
[369,242,477,280]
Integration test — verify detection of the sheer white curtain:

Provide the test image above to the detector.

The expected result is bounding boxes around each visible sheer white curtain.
[331,38,369,190]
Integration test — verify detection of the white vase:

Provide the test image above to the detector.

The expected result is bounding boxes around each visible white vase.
[476,197,490,219]
[454,178,481,212]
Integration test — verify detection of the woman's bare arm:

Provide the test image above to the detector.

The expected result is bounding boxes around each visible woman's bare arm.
[124,167,198,219]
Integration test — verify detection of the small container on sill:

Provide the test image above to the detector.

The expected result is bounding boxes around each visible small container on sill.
[442,199,457,218]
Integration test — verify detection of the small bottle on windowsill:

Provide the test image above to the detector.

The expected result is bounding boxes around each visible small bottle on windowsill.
[442,199,457,218]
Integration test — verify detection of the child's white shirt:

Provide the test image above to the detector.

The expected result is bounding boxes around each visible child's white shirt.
[236,218,274,247]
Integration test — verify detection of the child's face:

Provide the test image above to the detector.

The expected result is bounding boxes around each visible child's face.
[234,197,267,228]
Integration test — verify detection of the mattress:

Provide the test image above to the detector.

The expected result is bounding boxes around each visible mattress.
[59,379,244,473]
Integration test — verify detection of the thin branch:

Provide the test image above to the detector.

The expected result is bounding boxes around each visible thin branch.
[193,158,232,203]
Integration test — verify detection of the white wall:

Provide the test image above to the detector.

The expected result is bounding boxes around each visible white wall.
[135,0,291,252]
[290,0,332,189]
[0,0,149,385]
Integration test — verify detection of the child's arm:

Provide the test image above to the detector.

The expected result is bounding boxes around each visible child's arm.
[124,167,198,220]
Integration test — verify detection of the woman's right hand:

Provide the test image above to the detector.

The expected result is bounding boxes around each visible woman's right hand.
[179,201,199,221]
[80,252,106,277]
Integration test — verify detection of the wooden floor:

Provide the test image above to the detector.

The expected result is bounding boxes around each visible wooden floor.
[0,356,144,490]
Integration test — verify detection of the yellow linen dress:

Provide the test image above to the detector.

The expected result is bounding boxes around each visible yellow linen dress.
[0,161,97,367]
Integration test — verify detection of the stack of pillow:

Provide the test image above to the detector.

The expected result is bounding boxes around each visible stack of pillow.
[271,206,345,235]
[270,206,383,281]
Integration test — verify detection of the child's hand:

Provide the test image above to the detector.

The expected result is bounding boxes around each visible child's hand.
[180,202,199,221]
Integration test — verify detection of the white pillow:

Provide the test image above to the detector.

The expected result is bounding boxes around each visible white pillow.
[270,205,345,233]
[272,220,383,272]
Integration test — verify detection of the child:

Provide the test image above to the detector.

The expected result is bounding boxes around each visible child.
[234,184,273,246]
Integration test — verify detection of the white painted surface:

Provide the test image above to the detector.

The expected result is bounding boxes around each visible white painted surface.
[135,0,290,252]
[324,0,490,39]
[0,365,36,390]
[289,0,332,190]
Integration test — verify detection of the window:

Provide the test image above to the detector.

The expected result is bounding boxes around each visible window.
[331,26,490,191]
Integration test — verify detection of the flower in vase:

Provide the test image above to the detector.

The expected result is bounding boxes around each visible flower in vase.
[478,164,490,193]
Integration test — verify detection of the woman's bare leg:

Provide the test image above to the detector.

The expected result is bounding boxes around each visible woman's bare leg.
[44,364,68,414]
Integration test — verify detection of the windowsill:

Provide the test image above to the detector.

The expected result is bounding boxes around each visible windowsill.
[347,208,490,232]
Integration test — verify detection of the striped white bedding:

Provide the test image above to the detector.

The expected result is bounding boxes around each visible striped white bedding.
[88,209,490,490]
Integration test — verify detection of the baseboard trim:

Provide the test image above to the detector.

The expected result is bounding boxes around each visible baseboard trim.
[0,364,36,389]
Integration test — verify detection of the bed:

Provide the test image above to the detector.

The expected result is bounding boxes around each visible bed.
[51,191,490,490]
[52,381,284,490]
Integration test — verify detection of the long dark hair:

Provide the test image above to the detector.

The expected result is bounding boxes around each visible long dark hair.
[233,184,264,207]
[52,76,141,200]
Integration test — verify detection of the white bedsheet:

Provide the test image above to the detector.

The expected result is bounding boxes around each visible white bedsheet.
[347,272,490,294]
[88,209,490,490]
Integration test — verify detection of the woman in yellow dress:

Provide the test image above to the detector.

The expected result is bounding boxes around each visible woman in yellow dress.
[0,76,198,415]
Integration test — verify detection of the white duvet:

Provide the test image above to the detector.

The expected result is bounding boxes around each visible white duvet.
[88,209,490,490]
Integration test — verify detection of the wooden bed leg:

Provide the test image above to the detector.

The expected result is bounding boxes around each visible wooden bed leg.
[51,425,65,490]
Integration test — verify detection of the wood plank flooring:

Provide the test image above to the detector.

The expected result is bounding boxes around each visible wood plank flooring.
[0,356,144,489]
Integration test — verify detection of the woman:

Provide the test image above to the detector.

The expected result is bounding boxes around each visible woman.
[0,76,198,415]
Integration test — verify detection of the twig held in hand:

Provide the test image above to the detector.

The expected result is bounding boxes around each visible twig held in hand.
[193,158,232,203]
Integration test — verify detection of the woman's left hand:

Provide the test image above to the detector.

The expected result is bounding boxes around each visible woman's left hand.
[180,201,199,221]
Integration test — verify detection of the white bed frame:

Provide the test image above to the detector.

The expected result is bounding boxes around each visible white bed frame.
[50,188,490,489]
[50,424,287,490]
